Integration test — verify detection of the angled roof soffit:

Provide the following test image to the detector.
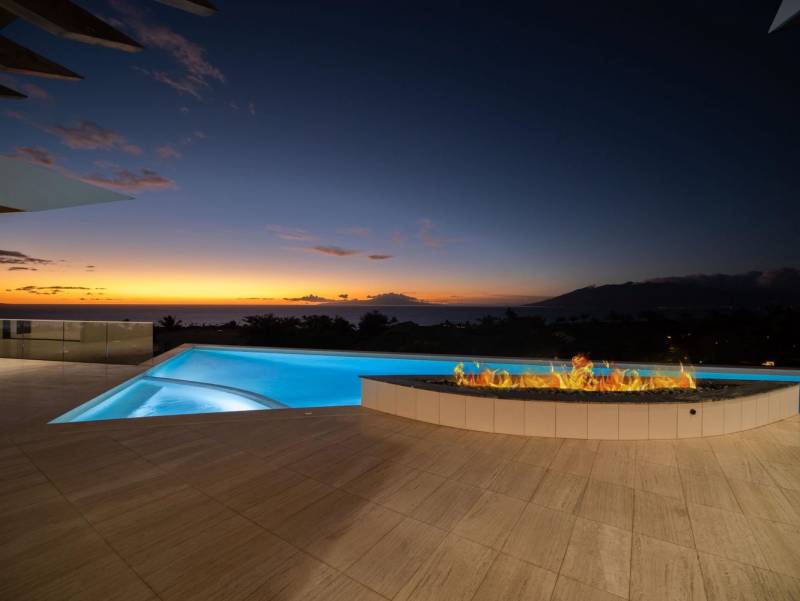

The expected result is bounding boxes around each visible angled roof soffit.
[0,156,132,213]
[0,0,216,98]
[0,80,24,97]
[771,0,800,32]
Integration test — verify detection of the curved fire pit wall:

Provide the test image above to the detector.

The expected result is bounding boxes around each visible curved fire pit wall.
[360,377,799,440]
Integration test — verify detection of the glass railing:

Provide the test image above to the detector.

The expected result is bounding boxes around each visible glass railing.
[0,319,153,365]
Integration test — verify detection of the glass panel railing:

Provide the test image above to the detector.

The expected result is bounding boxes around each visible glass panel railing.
[64,321,108,363]
[107,321,153,365]
[0,319,152,365]
[22,320,64,361]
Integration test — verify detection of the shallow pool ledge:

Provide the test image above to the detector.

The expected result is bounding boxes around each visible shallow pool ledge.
[360,377,799,440]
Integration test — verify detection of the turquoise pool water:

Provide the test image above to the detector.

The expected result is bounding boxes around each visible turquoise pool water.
[51,347,800,423]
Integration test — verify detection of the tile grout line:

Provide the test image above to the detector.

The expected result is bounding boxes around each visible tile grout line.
[551,440,599,593]
[114,424,399,599]
[14,439,167,601]
[675,440,710,601]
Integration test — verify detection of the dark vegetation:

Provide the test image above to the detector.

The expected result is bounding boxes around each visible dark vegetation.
[154,307,800,368]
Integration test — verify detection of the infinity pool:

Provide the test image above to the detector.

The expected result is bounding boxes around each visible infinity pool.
[52,346,800,423]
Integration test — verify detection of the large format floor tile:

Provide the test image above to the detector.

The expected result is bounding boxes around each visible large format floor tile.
[1,358,799,601]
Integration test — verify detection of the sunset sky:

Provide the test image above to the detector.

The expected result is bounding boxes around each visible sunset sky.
[2,1,799,305]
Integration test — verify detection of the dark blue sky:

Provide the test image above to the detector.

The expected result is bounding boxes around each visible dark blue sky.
[2,1,798,304]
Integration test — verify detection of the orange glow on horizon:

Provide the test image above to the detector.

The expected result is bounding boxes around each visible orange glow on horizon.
[1,263,544,306]
[2,280,537,306]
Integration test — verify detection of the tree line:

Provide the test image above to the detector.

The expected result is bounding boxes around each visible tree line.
[155,306,800,367]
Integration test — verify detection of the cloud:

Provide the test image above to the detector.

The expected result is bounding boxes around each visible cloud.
[283,294,334,303]
[236,297,274,301]
[267,224,316,242]
[113,0,224,99]
[15,285,92,295]
[6,144,171,195]
[43,120,142,154]
[0,250,53,265]
[0,74,50,100]
[193,130,206,139]
[368,254,393,260]
[8,267,37,271]
[93,159,119,169]
[16,285,91,290]
[391,230,408,245]
[81,169,177,192]
[20,82,50,100]
[179,106,190,113]
[339,293,349,299]
[417,218,452,248]
[156,145,182,159]
[7,146,55,166]
[338,226,371,238]
[133,69,203,98]
[248,102,256,116]
[309,245,360,257]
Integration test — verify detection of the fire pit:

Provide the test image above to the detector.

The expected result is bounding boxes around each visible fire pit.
[453,354,696,392]
[361,355,799,439]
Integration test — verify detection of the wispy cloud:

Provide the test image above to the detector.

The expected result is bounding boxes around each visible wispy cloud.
[43,120,142,154]
[267,224,316,242]
[6,145,173,195]
[7,146,55,166]
[14,285,94,296]
[16,285,91,291]
[156,145,182,159]
[7,267,37,271]
[0,250,53,265]
[0,74,50,100]
[21,82,50,100]
[418,218,456,248]
[368,254,393,260]
[113,0,224,99]
[338,226,371,238]
[308,245,360,257]
[81,169,176,192]
[248,102,256,116]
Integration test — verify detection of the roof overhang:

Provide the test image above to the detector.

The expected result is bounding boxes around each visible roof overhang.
[0,156,131,212]
[771,0,800,32]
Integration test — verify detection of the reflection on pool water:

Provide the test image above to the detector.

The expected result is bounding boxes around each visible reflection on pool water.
[51,347,800,423]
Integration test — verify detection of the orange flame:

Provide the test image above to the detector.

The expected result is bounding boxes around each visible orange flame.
[453,354,696,391]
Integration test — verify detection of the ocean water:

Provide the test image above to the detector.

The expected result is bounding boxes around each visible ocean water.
[0,303,571,326]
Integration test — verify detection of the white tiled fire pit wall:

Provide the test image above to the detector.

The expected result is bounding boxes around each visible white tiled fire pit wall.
[360,378,799,439]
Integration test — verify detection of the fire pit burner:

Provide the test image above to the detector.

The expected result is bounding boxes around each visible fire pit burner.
[367,375,794,404]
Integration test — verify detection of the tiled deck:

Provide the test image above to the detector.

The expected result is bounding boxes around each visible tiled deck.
[1,359,799,600]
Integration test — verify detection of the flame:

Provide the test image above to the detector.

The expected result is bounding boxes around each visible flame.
[453,354,696,391]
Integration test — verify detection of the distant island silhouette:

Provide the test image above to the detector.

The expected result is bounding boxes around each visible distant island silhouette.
[319,292,430,306]
[529,268,800,312]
